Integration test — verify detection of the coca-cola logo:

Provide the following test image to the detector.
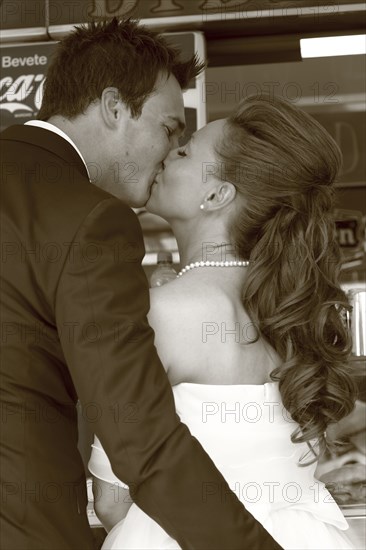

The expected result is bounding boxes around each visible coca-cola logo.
[0,45,56,124]
[0,72,45,114]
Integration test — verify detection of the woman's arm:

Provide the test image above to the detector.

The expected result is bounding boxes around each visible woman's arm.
[147,286,175,375]
[88,435,133,531]
[89,287,176,532]
[90,287,174,532]
[92,477,132,532]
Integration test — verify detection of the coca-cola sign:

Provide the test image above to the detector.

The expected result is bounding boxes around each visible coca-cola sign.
[0,43,57,131]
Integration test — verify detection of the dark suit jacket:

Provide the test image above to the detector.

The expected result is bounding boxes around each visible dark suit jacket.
[0,125,282,550]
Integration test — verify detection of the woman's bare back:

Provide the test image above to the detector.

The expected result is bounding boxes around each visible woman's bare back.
[148,270,281,386]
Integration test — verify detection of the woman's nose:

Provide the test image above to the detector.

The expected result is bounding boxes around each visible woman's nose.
[170,135,180,149]
[165,147,178,163]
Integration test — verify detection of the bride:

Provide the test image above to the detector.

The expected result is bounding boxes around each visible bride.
[88,94,357,549]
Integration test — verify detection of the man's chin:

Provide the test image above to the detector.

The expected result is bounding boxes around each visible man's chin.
[144,183,157,209]
[144,197,156,212]
[129,190,152,209]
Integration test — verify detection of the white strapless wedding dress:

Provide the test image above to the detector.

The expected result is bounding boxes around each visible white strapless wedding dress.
[89,382,355,550]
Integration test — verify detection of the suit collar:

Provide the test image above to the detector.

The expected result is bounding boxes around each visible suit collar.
[0,125,90,182]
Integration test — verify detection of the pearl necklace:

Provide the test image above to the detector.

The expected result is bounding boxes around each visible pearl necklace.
[177,260,250,278]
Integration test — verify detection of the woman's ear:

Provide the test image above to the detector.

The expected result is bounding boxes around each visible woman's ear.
[201,182,236,212]
[100,87,127,128]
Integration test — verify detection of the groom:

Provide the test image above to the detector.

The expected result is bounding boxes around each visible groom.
[0,19,282,550]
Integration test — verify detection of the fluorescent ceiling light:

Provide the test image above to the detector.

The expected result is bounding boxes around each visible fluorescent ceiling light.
[300,34,366,58]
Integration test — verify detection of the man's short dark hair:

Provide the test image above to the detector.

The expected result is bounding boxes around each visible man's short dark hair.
[38,18,204,121]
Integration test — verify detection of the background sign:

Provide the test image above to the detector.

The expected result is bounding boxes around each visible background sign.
[1,0,360,29]
[0,42,57,131]
[312,111,366,188]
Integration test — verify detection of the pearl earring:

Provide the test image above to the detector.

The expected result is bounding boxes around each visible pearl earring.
[200,204,205,210]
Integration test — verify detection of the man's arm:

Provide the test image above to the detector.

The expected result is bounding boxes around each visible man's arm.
[55,197,282,550]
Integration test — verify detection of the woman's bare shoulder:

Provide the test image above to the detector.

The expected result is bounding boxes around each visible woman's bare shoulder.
[149,278,213,317]
[150,279,209,309]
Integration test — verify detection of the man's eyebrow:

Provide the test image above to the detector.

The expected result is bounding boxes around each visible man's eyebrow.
[166,116,186,133]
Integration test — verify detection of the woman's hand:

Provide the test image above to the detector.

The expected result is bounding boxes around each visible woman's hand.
[92,476,133,532]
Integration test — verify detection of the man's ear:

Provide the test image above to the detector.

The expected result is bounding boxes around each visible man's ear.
[201,182,236,212]
[100,87,128,128]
